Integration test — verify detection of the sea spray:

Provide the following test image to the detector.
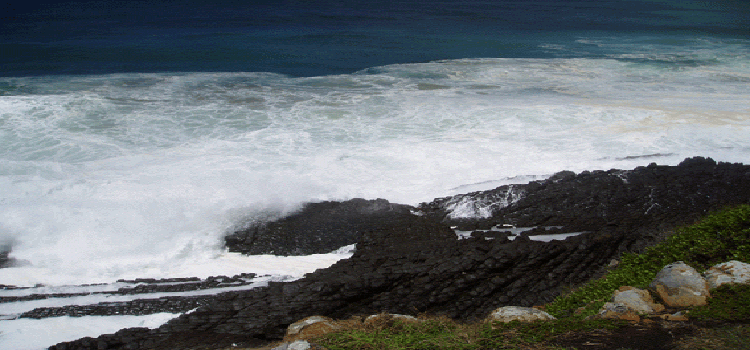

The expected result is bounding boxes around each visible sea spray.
[2,54,750,286]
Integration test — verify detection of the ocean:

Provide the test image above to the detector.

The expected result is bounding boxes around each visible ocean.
[1,0,749,348]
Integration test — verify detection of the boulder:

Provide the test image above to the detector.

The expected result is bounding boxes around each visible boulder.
[285,316,340,341]
[703,260,750,289]
[612,286,664,314]
[487,306,556,323]
[272,340,321,350]
[649,261,709,307]
[597,302,641,322]
[364,313,419,324]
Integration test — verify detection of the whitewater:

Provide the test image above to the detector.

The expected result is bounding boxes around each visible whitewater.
[3,43,750,285]
[2,38,750,349]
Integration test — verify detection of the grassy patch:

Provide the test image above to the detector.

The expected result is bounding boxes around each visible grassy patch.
[314,316,488,350]
[691,283,750,322]
[545,204,750,318]
[312,315,625,350]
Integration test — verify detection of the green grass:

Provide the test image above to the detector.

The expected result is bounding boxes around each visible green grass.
[313,315,622,350]
[545,204,750,318]
[315,317,487,350]
[691,283,750,322]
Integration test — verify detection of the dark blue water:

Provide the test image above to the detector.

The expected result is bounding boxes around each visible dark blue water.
[2,0,748,77]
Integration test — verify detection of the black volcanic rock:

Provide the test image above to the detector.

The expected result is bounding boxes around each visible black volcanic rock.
[224,198,414,255]
[0,243,17,268]
[420,157,750,250]
[53,214,632,350]
[52,158,750,350]
[0,249,11,269]
[10,274,260,319]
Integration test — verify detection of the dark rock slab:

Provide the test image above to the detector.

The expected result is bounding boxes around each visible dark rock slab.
[420,157,750,251]
[9,274,259,319]
[225,198,413,255]
[0,243,16,268]
[20,296,213,319]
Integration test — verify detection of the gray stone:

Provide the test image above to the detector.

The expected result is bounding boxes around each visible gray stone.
[597,302,641,322]
[703,260,750,289]
[612,287,664,314]
[649,261,709,307]
[286,316,335,336]
[487,306,556,323]
[272,340,312,350]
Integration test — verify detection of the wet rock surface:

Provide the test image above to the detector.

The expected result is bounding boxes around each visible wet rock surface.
[421,157,750,235]
[51,157,750,349]
[225,198,413,255]
[3,274,259,320]
[19,296,213,318]
[1,274,257,304]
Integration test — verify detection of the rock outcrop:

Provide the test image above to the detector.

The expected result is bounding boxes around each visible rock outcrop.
[52,214,634,350]
[419,157,750,254]
[225,198,413,255]
[51,158,750,350]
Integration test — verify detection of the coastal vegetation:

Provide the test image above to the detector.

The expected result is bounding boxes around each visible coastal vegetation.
[302,205,750,350]
[545,204,750,318]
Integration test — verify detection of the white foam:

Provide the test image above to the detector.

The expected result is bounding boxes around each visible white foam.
[1,54,750,287]
[0,313,178,350]
[0,275,286,316]
[0,248,353,288]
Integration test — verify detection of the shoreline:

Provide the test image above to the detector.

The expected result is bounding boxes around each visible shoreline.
[4,157,750,349]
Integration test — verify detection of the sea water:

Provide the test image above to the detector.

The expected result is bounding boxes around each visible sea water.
[1,1,749,348]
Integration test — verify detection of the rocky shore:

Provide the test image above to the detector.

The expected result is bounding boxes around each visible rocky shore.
[44,157,750,349]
